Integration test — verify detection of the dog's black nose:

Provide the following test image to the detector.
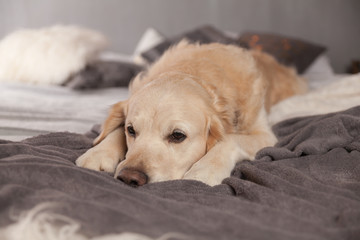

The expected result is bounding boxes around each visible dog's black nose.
[117,168,148,187]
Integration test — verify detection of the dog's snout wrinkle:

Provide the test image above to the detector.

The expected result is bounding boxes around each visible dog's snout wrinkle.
[117,168,148,187]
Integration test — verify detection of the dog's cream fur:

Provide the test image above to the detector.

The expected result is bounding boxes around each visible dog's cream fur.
[76,41,306,186]
[0,25,107,85]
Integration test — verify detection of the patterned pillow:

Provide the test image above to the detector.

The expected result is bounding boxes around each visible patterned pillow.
[238,32,326,74]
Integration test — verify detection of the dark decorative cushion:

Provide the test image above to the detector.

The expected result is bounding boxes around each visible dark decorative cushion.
[141,25,247,63]
[64,61,143,89]
[238,32,326,73]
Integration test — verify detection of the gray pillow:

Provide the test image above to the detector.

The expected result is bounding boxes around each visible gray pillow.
[64,61,143,89]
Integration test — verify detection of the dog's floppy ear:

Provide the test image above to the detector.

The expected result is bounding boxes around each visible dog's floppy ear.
[206,115,225,152]
[93,101,128,146]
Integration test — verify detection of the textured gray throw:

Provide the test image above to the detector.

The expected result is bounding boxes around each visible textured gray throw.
[1,107,360,240]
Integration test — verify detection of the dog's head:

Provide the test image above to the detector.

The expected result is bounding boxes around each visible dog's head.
[94,73,226,187]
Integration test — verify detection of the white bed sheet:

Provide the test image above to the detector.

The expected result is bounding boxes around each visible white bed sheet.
[0,83,128,141]
[269,73,360,125]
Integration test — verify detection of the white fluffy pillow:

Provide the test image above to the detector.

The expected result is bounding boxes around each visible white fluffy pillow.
[0,25,108,85]
[132,28,166,65]
[302,53,335,89]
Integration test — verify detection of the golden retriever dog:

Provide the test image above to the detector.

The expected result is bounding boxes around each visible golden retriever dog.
[76,41,307,187]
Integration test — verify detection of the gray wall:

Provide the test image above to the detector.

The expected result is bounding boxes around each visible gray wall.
[0,0,359,73]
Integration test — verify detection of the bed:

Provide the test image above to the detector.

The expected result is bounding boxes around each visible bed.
[0,25,360,240]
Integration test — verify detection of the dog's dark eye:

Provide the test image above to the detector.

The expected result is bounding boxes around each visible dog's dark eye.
[169,130,186,143]
[127,126,136,137]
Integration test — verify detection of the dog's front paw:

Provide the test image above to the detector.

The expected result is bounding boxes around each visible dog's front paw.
[183,161,227,186]
[183,142,247,186]
[76,148,119,173]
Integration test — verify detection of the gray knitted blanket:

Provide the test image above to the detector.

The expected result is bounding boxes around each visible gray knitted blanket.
[1,106,360,240]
